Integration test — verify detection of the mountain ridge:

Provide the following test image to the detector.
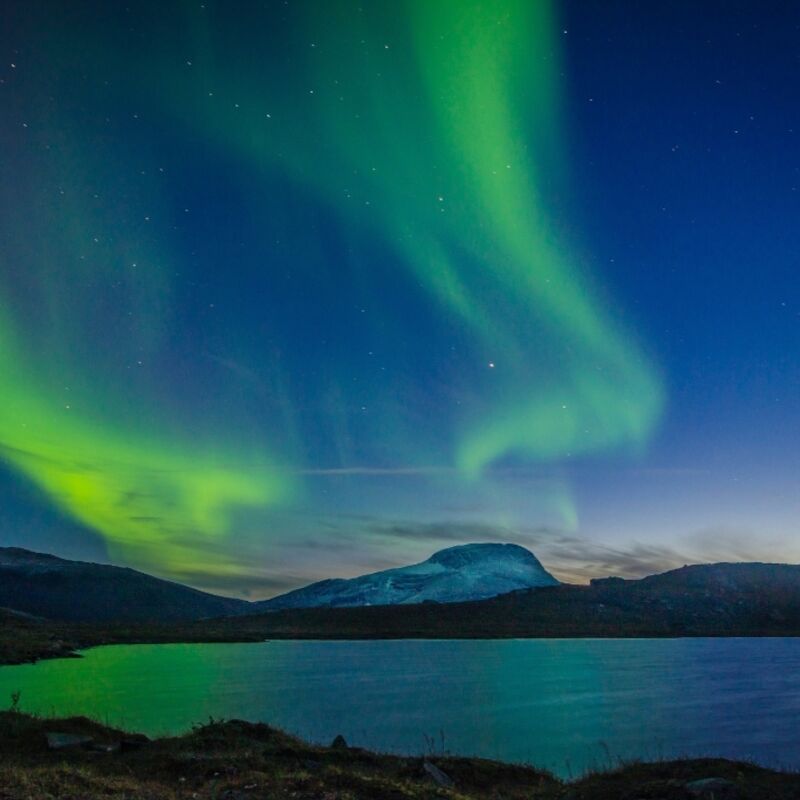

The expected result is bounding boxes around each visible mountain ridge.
[4,553,800,665]
[0,542,559,622]
[0,546,250,622]
[255,543,560,611]
[3,544,800,633]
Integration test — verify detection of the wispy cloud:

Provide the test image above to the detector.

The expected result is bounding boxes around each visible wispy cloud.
[297,466,453,476]
[315,517,800,587]
[102,511,800,601]
[373,520,516,543]
[526,532,689,584]
[196,571,310,598]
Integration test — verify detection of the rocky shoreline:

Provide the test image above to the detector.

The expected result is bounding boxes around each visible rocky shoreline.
[0,710,797,799]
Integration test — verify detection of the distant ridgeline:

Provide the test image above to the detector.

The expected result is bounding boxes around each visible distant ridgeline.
[2,546,800,639]
[0,548,248,622]
[0,543,556,622]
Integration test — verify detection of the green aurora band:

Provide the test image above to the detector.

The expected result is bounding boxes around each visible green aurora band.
[0,311,289,579]
[168,0,663,471]
[0,0,662,579]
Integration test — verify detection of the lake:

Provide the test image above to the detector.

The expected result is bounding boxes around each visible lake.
[1,638,799,777]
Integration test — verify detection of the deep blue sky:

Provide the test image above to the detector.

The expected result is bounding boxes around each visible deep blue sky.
[0,1,798,595]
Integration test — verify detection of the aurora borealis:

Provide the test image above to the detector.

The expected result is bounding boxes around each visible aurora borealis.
[2,1,800,594]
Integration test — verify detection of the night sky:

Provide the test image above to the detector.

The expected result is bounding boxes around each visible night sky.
[1,1,799,597]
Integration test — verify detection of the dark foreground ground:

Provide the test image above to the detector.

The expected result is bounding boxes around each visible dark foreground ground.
[0,711,797,800]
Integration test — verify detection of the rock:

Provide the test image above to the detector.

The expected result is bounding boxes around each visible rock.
[330,734,348,749]
[423,759,454,788]
[45,732,93,750]
[685,777,738,798]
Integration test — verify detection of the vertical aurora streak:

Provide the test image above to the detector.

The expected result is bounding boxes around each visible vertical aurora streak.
[164,0,663,473]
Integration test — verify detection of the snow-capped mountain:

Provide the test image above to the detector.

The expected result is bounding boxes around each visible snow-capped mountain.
[257,543,559,610]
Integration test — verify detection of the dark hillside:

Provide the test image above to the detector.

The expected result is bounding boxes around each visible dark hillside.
[0,548,249,623]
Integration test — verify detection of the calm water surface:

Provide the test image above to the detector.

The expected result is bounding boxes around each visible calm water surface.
[1,638,799,777]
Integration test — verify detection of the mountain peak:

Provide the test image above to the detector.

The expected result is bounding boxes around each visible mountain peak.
[427,542,544,568]
[260,542,559,611]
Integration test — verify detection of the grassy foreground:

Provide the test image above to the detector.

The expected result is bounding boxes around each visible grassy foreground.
[0,711,797,800]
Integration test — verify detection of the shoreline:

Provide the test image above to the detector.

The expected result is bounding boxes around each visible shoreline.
[6,614,800,668]
[0,710,797,799]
